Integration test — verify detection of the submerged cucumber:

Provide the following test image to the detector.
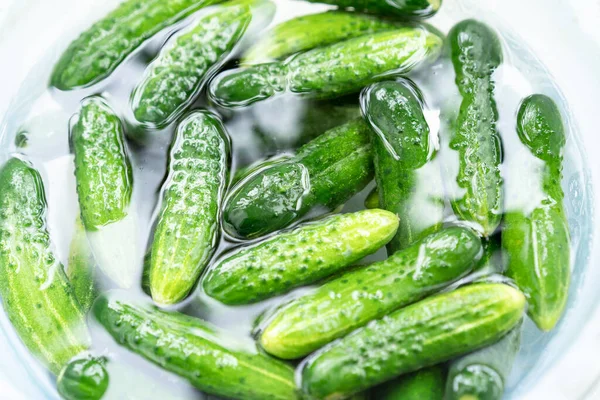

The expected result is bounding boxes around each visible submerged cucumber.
[260,227,482,359]
[210,27,443,107]
[373,366,446,400]
[301,0,441,18]
[149,111,230,305]
[362,80,443,253]
[67,216,98,312]
[204,209,399,305]
[448,20,503,236]
[503,94,570,331]
[93,294,299,400]
[51,0,225,90]
[57,355,109,400]
[0,158,90,375]
[301,283,525,399]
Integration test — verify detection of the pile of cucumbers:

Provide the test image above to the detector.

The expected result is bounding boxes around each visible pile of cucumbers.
[0,0,571,399]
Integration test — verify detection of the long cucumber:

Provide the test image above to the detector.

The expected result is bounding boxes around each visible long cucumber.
[300,0,441,18]
[372,366,446,400]
[67,216,98,312]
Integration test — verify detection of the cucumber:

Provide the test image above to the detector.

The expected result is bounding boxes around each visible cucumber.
[445,323,522,400]
[203,209,399,305]
[448,20,503,236]
[149,111,230,305]
[132,0,273,128]
[361,80,444,253]
[242,11,401,64]
[300,0,441,18]
[67,216,98,312]
[51,0,225,90]
[260,227,482,359]
[232,155,294,186]
[57,355,109,400]
[0,158,90,375]
[372,366,445,400]
[364,187,379,209]
[223,119,373,239]
[503,94,570,331]
[301,283,525,399]
[93,294,299,400]
[209,26,443,107]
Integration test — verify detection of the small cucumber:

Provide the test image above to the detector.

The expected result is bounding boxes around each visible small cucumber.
[149,111,230,305]
[300,0,441,18]
[260,227,482,359]
[0,158,90,375]
[67,216,98,312]
[301,283,525,399]
[445,323,522,400]
[209,27,443,107]
[503,94,570,331]
[223,119,373,239]
[372,365,445,400]
[132,0,274,127]
[203,209,399,305]
[364,187,379,209]
[57,355,109,400]
[361,80,444,253]
[51,0,225,90]
[93,294,299,400]
[448,20,503,236]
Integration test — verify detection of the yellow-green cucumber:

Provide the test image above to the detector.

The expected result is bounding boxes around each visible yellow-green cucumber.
[67,216,98,312]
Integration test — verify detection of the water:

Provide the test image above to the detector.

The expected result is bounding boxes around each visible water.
[0,1,593,399]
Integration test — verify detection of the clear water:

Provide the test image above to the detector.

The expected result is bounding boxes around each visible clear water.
[0,1,593,399]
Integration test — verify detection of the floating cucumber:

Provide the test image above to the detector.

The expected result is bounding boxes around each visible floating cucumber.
[372,366,446,400]
[301,283,525,399]
[260,227,482,359]
[93,294,299,400]
[0,158,90,375]
[132,0,274,128]
[223,119,373,239]
[149,111,230,305]
[231,155,293,186]
[300,0,441,18]
[448,20,503,236]
[503,94,570,331]
[209,26,443,107]
[57,355,109,400]
[362,80,444,253]
[204,209,399,305]
[67,216,98,312]
[51,0,226,90]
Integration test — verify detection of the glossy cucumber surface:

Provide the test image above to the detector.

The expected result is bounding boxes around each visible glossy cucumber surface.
[301,0,441,18]
[57,355,109,400]
[372,365,446,400]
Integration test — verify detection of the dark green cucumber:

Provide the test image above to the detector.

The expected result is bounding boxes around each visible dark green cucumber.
[445,323,522,400]
[503,94,570,331]
[362,80,444,253]
[57,355,109,400]
[448,20,503,236]
[51,0,225,90]
[132,0,273,127]
[0,158,90,375]
[67,216,98,312]
[209,26,443,107]
[301,0,441,18]
[93,294,299,400]
[301,283,525,399]
[149,111,230,305]
[373,366,445,400]
[223,119,373,239]
[204,209,399,305]
[260,227,482,359]
[232,155,294,186]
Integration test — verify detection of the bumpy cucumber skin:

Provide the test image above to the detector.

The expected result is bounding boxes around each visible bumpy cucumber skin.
[223,119,373,239]
[445,323,522,400]
[301,283,525,399]
[373,365,445,400]
[260,227,482,359]
[302,0,441,18]
[242,11,401,64]
[362,80,443,253]
[149,111,230,305]
[210,27,443,107]
[67,216,98,312]
[132,0,268,128]
[0,159,90,375]
[72,97,133,231]
[503,94,570,331]
[51,0,224,90]
[449,20,503,237]
[204,209,399,305]
[57,355,109,400]
[93,295,299,400]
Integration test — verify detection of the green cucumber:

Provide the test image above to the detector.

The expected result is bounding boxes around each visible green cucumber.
[0,158,90,375]
[300,0,441,18]
[209,26,443,107]
[232,155,294,186]
[372,366,445,400]
[149,111,230,305]
[445,323,522,400]
[260,227,482,359]
[203,209,399,305]
[67,216,98,312]
[301,283,525,399]
[448,20,503,236]
[51,0,225,90]
[362,80,444,253]
[93,294,299,400]
[503,94,570,331]
[223,119,373,239]
[364,187,379,209]
[57,355,109,400]
[132,0,273,128]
